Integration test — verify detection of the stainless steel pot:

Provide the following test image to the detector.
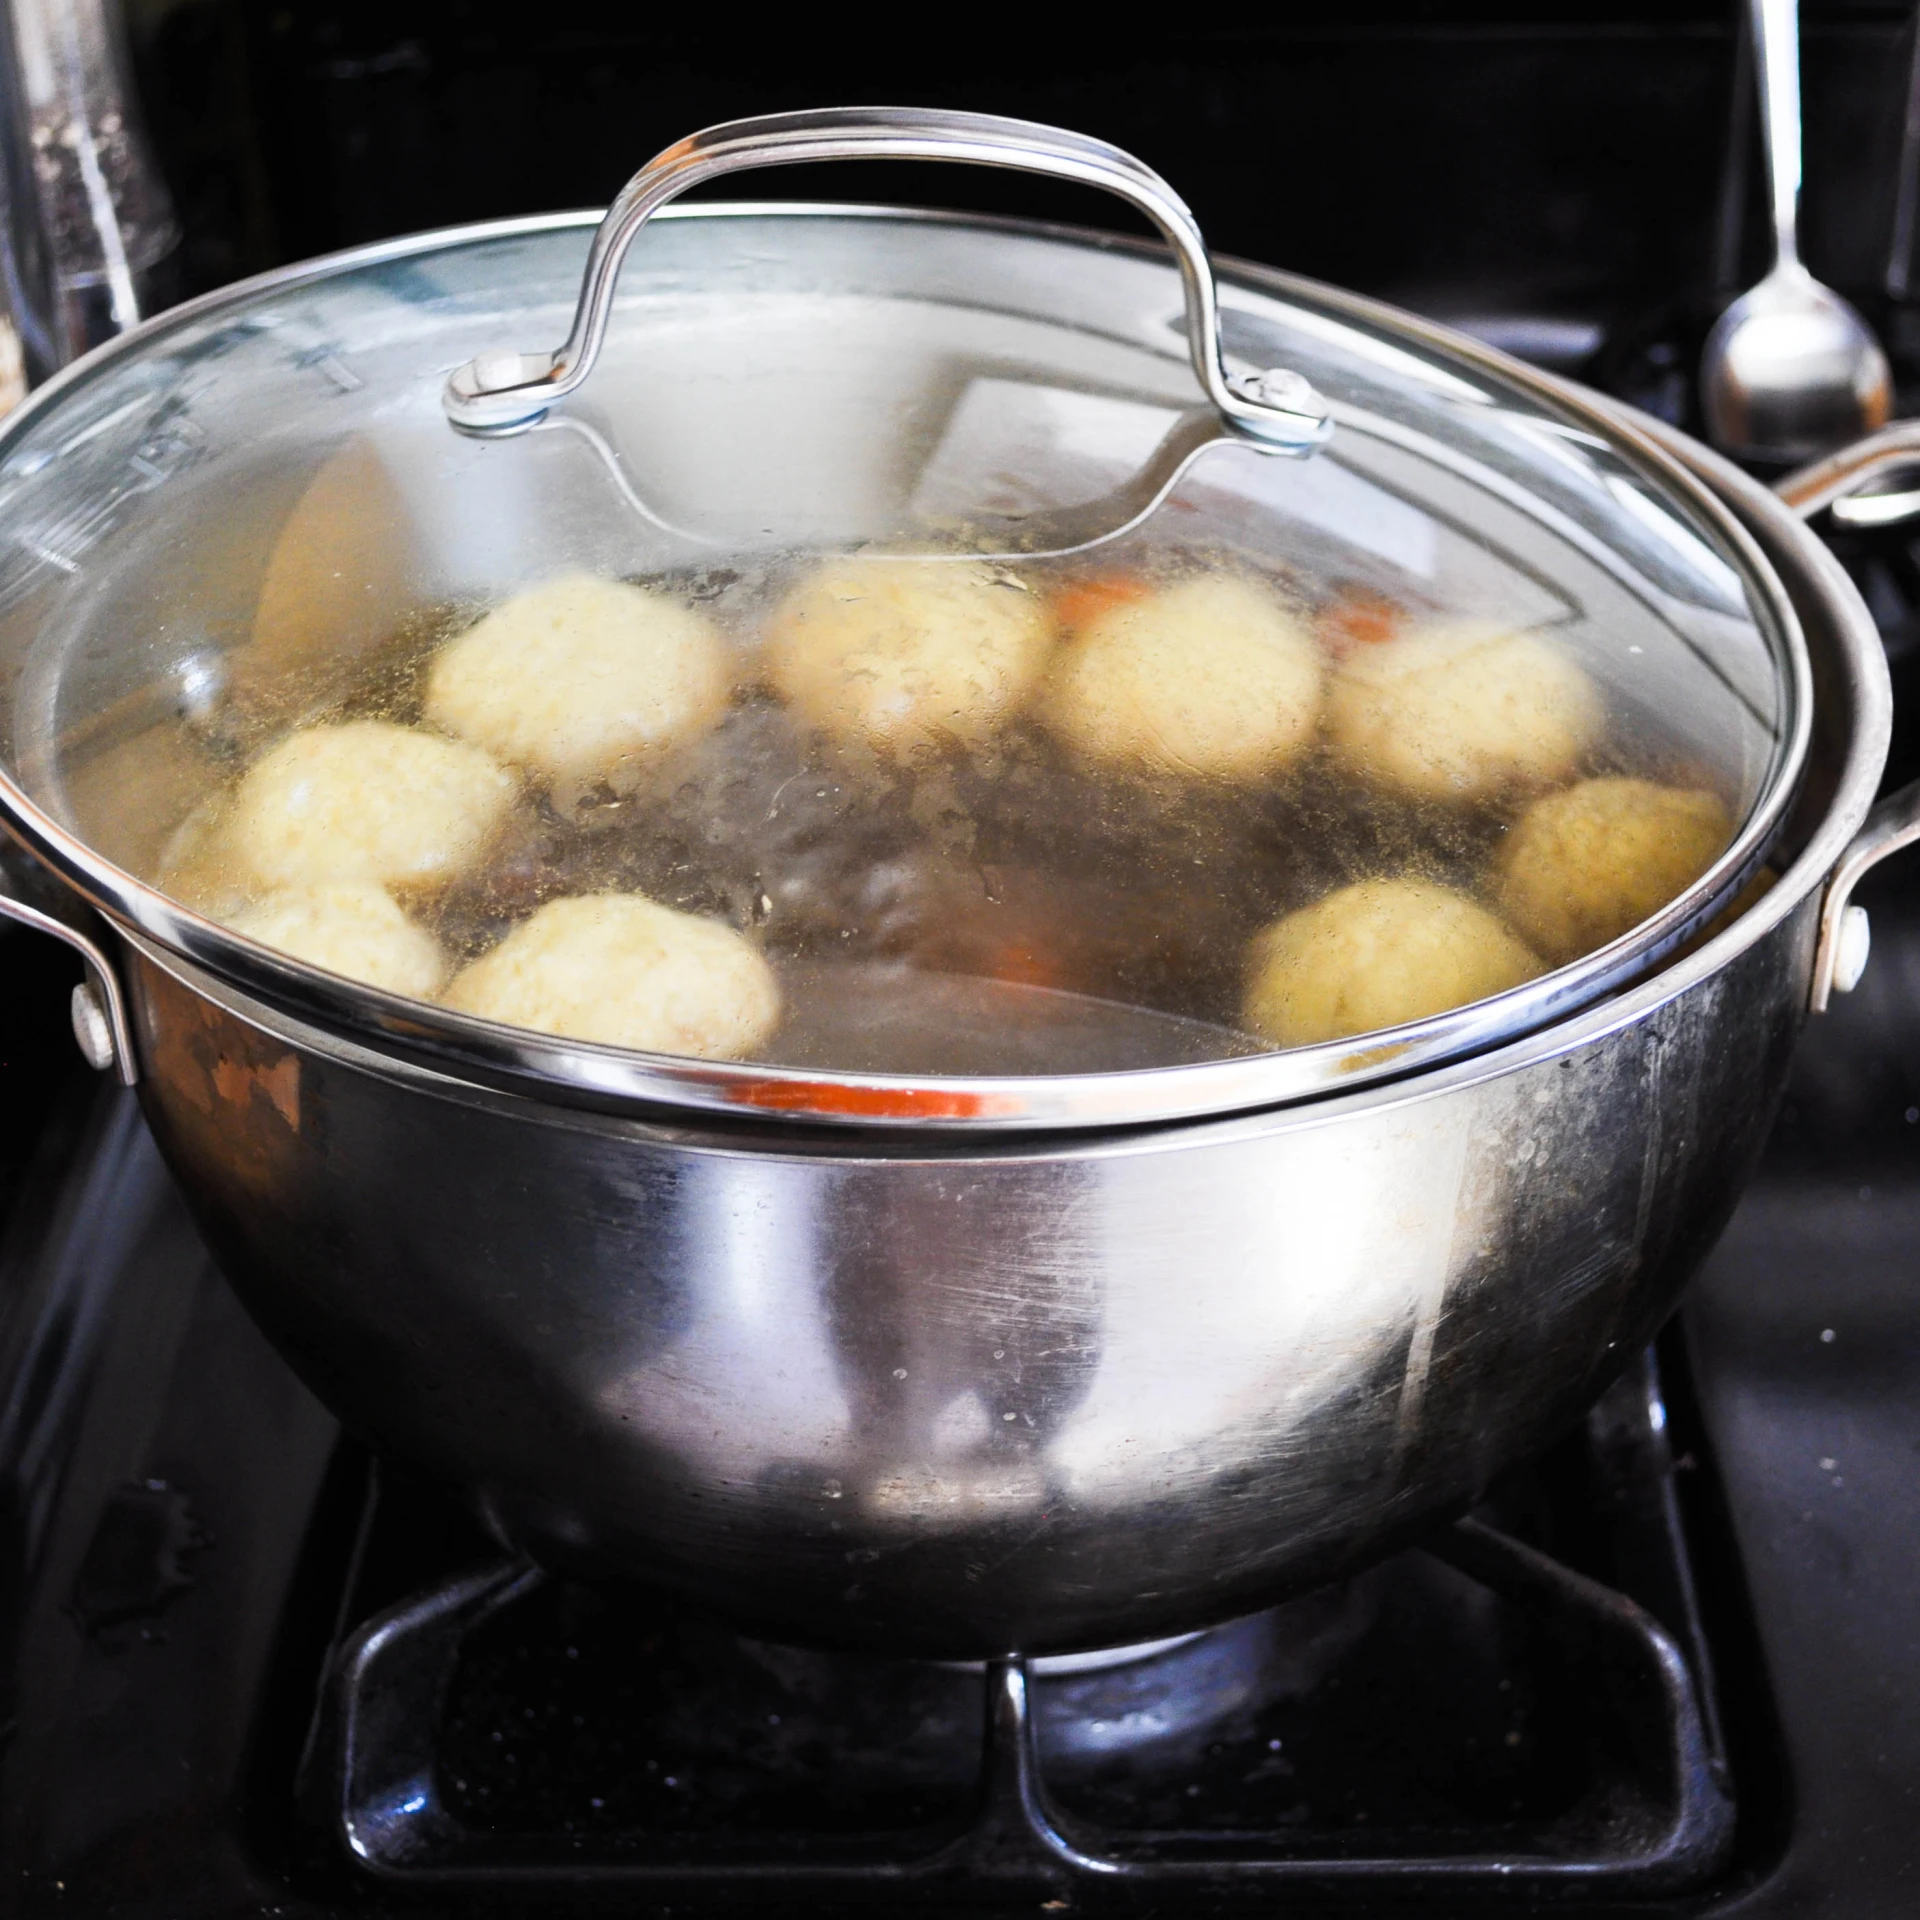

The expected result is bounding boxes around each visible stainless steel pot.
[2,116,1918,1657]
[8,388,1911,1660]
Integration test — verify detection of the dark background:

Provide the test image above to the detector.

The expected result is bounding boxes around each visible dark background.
[117,0,1920,409]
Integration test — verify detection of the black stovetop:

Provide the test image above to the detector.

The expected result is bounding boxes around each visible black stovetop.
[0,838,1918,1916]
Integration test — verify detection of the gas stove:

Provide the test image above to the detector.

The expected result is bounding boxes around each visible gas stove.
[305,1354,1736,1899]
[6,3,1920,1913]
[0,859,1913,1915]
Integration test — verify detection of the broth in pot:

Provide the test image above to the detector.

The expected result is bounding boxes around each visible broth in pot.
[149,534,1738,1078]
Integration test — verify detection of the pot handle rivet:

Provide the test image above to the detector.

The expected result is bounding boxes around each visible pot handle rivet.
[441,107,1334,454]
[70,981,116,1072]
[1831,903,1872,995]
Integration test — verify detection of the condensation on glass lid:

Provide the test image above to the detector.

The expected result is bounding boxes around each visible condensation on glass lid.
[140,501,1760,1077]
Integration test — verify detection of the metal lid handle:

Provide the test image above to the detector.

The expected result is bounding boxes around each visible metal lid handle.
[442,107,1333,453]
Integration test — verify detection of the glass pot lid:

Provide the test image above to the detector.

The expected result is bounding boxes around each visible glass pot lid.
[0,109,1808,1129]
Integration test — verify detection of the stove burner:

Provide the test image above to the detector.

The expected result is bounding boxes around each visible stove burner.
[305,1361,1733,1901]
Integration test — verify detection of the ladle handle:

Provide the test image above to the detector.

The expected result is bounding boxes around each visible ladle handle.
[1753,0,1805,275]
[441,107,1333,453]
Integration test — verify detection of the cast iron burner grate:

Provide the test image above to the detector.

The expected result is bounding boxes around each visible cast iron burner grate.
[299,1352,1734,1905]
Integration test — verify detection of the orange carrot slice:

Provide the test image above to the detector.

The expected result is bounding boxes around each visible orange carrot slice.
[1050,574,1153,632]
[1318,587,1406,657]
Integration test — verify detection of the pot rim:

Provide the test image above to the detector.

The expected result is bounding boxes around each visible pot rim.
[0,204,1839,1132]
[121,407,1877,1156]
[110,375,1888,1154]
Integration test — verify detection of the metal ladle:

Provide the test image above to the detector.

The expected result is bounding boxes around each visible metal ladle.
[1701,0,1892,461]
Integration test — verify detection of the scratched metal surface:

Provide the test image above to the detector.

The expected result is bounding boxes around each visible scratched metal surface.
[113,889,1800,1658]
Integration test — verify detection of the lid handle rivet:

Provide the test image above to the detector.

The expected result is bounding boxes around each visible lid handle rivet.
[1235,368,1320,412]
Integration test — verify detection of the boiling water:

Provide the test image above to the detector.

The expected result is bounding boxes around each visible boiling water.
[151,547,1716,1076]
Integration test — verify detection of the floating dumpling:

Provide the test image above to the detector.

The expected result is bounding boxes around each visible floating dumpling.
[1497,775,1733,964]
[224,720,514,891]
[441,893,781,1060]
[1326,621,1602,800]
[1244,877,1544,1048]
[1041,574,1323,780]
[425,573,730,790]
[229,882,448,998]
[766,559,1055,753]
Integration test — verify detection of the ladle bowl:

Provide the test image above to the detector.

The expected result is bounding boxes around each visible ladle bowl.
[1702,262,1891,462]
[1700,0,1892,462]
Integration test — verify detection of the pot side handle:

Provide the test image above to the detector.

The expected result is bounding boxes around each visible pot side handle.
[1779,424,1920,1010]
[1807,783,1920,1012]
[0,850,137,1085]
[440,106,1333,453]
[1778,417,1920,526]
